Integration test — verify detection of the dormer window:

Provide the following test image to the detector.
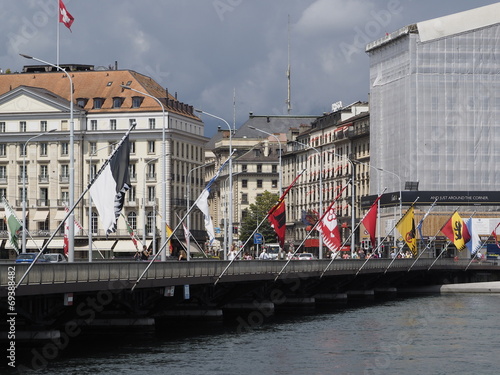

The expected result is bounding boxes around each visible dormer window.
[112,97,124,109]
[132,96,144,108]
[93,98,104,109]
[76,98,88,108]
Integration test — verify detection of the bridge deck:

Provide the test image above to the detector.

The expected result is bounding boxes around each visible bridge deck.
[1,259,497,296]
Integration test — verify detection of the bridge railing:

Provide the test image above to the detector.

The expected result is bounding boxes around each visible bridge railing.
[2,258,490,290]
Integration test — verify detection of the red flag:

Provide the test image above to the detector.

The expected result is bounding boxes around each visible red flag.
[59,0,74,31]
[317,209,341,252]
[268,199,286,249]
[63,217,69,256]
[361,196,382,247]
[492,222,500,248]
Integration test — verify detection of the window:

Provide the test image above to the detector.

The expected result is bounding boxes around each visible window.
[0,144,6,157]
[19,143,26,157]
[93,98,103,109]
[40,121,47,132]
[40,165,48,180]
[272,180,278,188]
[0,188,6,202]
[148,186,156,202]
[129,119,136,127]
[39,188,48,206]
[61,165,69,178]
[40,143,48,156]
[110,119,117,130]
[19,187,27,204]
[147,163,156,179]
[241,193,248,203]
[0,166,6,181]
[77,98,88,108]
[146,211,155,234]
[149,118,155,129]
[61,190,69,204]
[20,121,26,132]
[130,141,135,154]
[19,165,27,180]
[90,120,98,130]
[257,180,263,188]
[90,164,97,179]
[127,212,137,230]
[242,164,247,172]
[91,212,98,234]
[257,164,262,173]
[0,122,5,132]
[128,186,136,203]
[129,163,136,180]
[148,141,155,154]
[89,142,97,155]
[112,97,123,108]
[242,179,248,188]
[61,142,69,156]
[272,165,277,174]
[132,96,143,108]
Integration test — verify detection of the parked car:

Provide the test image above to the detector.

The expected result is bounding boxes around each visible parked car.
[297,253,316,260]
[15,253,50,263]
[45,253,67,263]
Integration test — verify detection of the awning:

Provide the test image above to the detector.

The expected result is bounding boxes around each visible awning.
[182,241,201,254]
[33,211,49,221]
[26,239,46,249]
[113,240,139,252]
[91,240,116,251]
[54,210,67,221]
[45,239,65,248]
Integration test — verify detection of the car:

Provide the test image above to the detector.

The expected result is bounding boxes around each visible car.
[45,253,67,263]
[297,253,316,260]
[15,252,50,263]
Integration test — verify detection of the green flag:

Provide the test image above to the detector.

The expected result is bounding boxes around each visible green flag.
[3,197,22,254]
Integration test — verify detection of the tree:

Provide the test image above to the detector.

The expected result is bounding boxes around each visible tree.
[239,191,280,249]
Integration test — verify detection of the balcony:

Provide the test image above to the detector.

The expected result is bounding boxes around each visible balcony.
[18,176,28,184]
[36,199,50,207]
[39,175,49,183]
[0,176,6,184]
[146,173,156,182]
[60,175,69,183]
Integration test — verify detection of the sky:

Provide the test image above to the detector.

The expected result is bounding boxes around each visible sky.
[1,0,499,138]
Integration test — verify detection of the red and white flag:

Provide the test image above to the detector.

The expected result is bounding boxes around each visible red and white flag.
[59,0,75,31]
[317,209,341,252]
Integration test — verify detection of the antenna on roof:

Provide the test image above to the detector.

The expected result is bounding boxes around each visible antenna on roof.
[286,14,292,115]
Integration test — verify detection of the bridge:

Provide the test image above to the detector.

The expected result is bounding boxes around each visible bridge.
[1,259,499,339]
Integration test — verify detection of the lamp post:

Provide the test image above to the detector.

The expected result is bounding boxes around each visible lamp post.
[121,85,169,261]
[249,126,282,196]
[22,129,56,253]
[195,109,233,259]
[20,54,75,261]
[326,151,356,258]
[293,140,324,259]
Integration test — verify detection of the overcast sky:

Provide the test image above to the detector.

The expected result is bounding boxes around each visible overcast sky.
[1,0,499,138]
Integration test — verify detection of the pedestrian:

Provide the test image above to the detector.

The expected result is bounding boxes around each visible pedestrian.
[286,249,294,260]
[178,248,187,261]
[259,249,269,260]
[140,245,151,261]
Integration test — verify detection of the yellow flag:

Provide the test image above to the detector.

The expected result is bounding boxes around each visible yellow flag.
[396,206,417,256]
[166,224,173,254]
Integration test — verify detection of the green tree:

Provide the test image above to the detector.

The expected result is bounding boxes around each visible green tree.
[239,191,280,249]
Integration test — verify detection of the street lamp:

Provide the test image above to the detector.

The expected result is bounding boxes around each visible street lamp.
[121,85,170,261]
[293,140,324,259]
[22,129,56,253]
[376,167,402,218]
[249,126,282,196]
[20,53,75,261]
[195,109,233,260]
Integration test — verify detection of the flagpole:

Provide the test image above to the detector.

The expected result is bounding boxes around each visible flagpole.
[56,0,59,66]
[16,126,135,289]
[214,168,306,286]
[277,179,351,281]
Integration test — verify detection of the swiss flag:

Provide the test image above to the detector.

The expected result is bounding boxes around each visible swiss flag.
[59,0,74,31]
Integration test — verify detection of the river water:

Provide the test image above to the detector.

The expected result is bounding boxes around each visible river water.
[6,293,500,374]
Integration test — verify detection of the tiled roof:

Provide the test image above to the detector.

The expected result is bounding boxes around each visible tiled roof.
[0,69,200,120]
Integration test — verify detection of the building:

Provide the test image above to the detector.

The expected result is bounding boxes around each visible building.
[365,3,500,254]
[0,65,207,259]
